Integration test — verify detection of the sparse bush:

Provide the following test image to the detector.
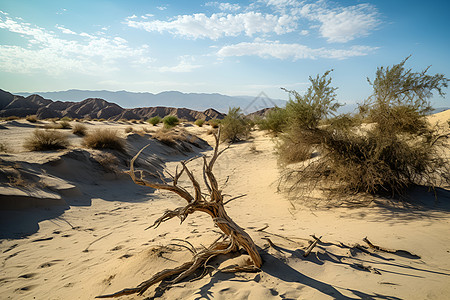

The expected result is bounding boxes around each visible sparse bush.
[257,107,288,134]
[0,142,8,153]
[163,115,179,128]
[220,107,251,143]
[26,115,38,123]
[61,116,72,122]
[59,120,72,129]
[194,119,205,127]
[280,58,449,202]
[83,129,125,152]
[24,130,70,151]
[72,123,87,136]
[125,126,134,133]
[207,119,220,128]
[147,116,162,126]
[152,128,187,146]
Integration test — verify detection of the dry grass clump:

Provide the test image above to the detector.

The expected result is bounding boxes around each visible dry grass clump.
[278,58,449,202]
[152,128,187,146]
[72,123,87,136]
[124,126,134,133]
[0,142,8,153]
[24,129,70,151]
[26,115,38,123]
[83,129,125,152]
[220,107,251,143]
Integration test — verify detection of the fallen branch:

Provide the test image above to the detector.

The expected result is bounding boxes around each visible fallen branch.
[363,237,420,259]
[303,235,322,257]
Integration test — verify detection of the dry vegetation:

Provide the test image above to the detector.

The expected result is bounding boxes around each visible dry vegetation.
[24,129,70,151]
[72,123,87,136]
[265,58,450,203]
[83,129,125,152]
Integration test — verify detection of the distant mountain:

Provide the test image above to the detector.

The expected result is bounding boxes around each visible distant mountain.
[16,90,288,114]
[0,89,225,121]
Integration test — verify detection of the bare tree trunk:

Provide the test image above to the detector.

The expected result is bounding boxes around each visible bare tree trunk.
[96,128,261,298]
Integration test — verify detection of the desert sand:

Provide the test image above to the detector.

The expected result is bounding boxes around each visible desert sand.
[1,112,450,299]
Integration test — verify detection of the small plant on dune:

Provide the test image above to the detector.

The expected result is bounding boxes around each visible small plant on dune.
[257,107,288,134]
[61,116,72,122]
[124,126,134,133]
[24,129,70,151]
[279,58,449,203]
[83,129,125,152]
[72,123,87,136]
[152,128,187,146]
[59,120,72,129]
[162,115,179,128]
[194,119,205,127]
[147,116,161,126]
[207,118,220,128]
[26,115,38,123]
[0,142,8,153]
[220,107,251,143]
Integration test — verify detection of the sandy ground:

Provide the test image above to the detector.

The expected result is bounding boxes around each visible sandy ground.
[1,113,450,299]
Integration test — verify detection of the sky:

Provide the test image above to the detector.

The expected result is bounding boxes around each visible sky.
[0,0,449,107]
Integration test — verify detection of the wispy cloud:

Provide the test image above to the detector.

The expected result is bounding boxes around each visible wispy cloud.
[299,2,381,43]
[205,2,242,12]
[158,56,202,73]
[0,12,150,74]
[217,40,378,60]
[126,12,298,40]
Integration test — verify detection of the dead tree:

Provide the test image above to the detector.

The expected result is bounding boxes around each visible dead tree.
[96,129,262,298]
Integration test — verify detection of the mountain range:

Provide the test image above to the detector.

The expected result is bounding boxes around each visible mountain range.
[0,89,225,121]
[16,90,287,114]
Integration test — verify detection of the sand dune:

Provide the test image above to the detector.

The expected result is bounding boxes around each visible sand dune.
[1,115,449,299]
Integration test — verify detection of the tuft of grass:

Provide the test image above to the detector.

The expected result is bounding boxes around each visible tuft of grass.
[59,120,72,129]
[24,130,70,151]
[61,116,72,122]
[147,116,162,126]
[26,115,38,123]
[0,142,8,153]
[152,128,187,146]
[194,119,205,127]
[125,126,134,133]
[72,123,87,136]
[163,115,179,129]
[83,129,125,152]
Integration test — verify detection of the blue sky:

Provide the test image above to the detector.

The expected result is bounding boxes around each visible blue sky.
[0,0,449,107]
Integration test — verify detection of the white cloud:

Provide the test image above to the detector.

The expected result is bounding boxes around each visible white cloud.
[299,2,380,43]
[217,40,377,60]
[157,6,168,11]
[0,14,150,74]
[206,2,241,12]
[126,12,297,40]
[158,56,202,73]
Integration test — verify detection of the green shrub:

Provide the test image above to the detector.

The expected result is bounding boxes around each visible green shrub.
[194,119,205,127]
[61,116,72,122]
[163,115,179,128]
[257,107,288,134]
[72,123,87,136]
[83,129,125,152]
[207,119,220,128]
[220,107,251,143]
[147,116,162,126]
[24,130,69,151]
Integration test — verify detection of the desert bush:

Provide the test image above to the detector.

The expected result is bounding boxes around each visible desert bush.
[163,115,179,128]
[72,123,87,136]
[194,119,205,127]
[61,116,72,122]
[125,126,134,133]
[83,129,125,152]
[152,128,187,146]
[26,115,38,123]
[147,116,162,126]
[280,58,449,201]
[24,130,70,151]
[59,120,72,129]
[207,119,220,128]
[0,142,8,153]
[257,107,288,134]
[220,107,251,143]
